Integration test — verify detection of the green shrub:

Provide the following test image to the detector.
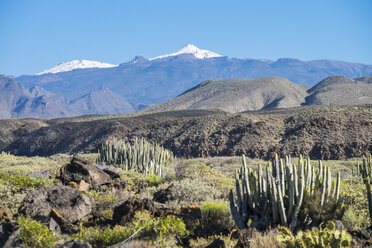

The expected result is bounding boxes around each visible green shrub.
[200,202,235,235]
[0,152,59,176]
[16,216,58,248]
[73,225,132,248]
[73,211,187,248]
[0,173,53,193]
[189,234,237,248]
[277,221,352,248]
[147,174,162,187]
[340,181,369,230]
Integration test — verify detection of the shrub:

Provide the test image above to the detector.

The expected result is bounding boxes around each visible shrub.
[166,178,223,207]
[0,152,59,176]
[277,221,352,248]
[340,181,369,230]
[0,173,53,193]
[73,225,132,248]
[189,234,237,248]
[200,202,235,235]
[73,211,187,248]
[147,174,162,187]
[16,216,58,248]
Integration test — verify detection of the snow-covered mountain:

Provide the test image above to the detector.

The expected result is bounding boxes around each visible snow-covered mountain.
[16,44,372,109]
[36,60,118,75]
[149,44,222,60]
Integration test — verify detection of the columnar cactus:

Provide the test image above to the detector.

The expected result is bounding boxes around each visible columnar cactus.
[97,137,174,176]
[229,154,340,230]
[358,155,372,221]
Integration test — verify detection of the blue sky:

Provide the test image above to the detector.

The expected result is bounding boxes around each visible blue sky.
[0,0,371,76]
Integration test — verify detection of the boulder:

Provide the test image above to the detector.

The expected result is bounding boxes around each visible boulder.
[101,165,122,179]
[206,238,227,248]
[55,239,92,248]
[59,155,111,189]
[33,215,61,234]
[0,220,23,248]
[0,207,12,219]
[19,185,92,223]
[113,198,173,225]
[153,184,174,203]
[113,198,155,225]
[49,208,79,234]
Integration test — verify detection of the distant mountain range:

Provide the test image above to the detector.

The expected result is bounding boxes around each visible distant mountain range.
[1,73,371,119]
[15,44,372,107]
[142,76,372,113]
[0,75,133,119]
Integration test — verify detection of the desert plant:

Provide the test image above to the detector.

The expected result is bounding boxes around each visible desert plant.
[229,154,341,230]
[16,216,58,248]
[199,202,235,235]
[356,155,372,223]
[97,138,174,176]
[73,210,187,248]
[277,221,352,248]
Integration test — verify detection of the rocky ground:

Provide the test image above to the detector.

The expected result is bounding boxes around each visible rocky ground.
[0,152,371,247]
[1,105,371,160]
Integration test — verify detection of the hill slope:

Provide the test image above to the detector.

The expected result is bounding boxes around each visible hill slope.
[305,75,372,105]
[142,77,309,113]
[1,106,371,160]
[0,75,134,119]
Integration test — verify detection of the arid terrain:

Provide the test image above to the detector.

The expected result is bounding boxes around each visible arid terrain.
[1,105,371,160]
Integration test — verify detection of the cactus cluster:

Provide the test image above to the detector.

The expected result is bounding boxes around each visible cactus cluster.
[357,155,372,222]
[97,138,174,176]
[229,154,340,230]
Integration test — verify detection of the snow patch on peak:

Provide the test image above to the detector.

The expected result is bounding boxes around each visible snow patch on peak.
[36,60,118,75]
[149,44,222,61]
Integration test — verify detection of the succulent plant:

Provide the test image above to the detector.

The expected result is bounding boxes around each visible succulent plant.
[229,154,340,230]
[357,155,372,222]
[97,137,174,176]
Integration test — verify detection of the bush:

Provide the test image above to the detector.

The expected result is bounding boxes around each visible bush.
[340,181,369,230]
[166,178,224,207]
[16,216,58,248]
[277,221,352,248]
[189,234,237,248]
[0,173,53,193]
[200,202,235,235]
[73,211,188,248]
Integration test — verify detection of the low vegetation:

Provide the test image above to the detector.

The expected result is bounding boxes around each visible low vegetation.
[0,150,371,247]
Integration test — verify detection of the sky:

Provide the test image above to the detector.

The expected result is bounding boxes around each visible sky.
[0,0,371,76]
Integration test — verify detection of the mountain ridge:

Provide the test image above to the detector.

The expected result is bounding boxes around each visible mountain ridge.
[0,75,134,119]
[17,49,372,107]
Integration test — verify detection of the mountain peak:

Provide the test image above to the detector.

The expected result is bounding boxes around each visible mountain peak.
[149,44,222,61]
[36,59,118,75]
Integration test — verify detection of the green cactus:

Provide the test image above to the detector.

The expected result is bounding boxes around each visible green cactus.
[277,221,352,248]
[97,137,174,176]
[358,155,372,222]
[229,154,340,230]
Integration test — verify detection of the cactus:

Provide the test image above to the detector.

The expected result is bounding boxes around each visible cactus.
[358,155,372,222]
[97,137,174,176]
[229,154,340,230]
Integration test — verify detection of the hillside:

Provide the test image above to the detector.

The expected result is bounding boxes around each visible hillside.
[0,75,134,119]
[143,75,372,113]
[1,105,371,160]
[142,77,309,113]
[305,75,372,105]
